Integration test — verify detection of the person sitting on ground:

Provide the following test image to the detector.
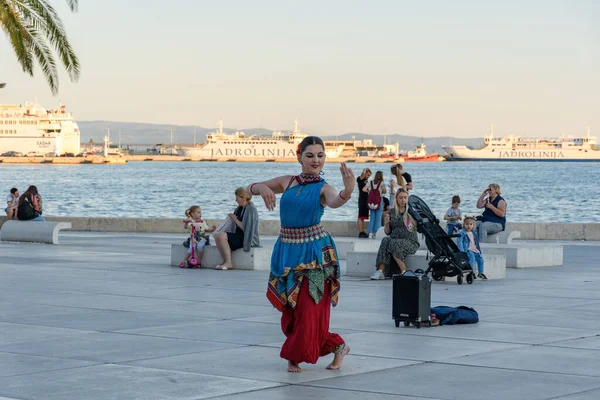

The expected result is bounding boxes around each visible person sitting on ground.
[5,187,19,220]
[17,185,45,221]
[457,216,487,280]
[371,188,419,280]
[356,168,372,238]
[444,195,462,234]
[213,187,260,270]
[389,164,413,209]
[179,205,217,268]
[363,170,387,238]
[476,183,506,243]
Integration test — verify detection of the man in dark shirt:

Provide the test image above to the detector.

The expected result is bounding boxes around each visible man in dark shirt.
[356,168,371,238]
[390,164,413,210]
[396,164,413,191]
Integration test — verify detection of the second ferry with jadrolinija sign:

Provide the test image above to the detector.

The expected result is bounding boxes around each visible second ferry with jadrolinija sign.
[443,126,599,161]
[177,120,310,159]
[176,120,399,159]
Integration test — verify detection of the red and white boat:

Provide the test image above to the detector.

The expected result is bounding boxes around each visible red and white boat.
[402,143,440,162]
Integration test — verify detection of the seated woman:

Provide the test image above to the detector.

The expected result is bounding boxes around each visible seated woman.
[213,187,260,270]
[475,183,506,243]
[371,188,419,280]
[17,185,45,222]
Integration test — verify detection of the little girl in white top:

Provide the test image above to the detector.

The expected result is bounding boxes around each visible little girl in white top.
[180,205,216,268]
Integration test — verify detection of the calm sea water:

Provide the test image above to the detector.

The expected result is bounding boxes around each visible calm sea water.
[1,161,599,223]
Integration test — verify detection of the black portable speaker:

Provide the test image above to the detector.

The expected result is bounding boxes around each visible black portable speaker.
[392,271,432,328]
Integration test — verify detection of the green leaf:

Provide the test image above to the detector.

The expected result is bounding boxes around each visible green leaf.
[0,0,80,94]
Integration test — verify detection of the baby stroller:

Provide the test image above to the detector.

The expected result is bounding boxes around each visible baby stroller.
[407,195,474,285]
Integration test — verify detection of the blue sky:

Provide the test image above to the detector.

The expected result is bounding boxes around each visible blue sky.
[1,0,598,137]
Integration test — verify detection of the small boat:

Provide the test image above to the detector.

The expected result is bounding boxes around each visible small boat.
[378,153,400,160]
[402,143,440,162]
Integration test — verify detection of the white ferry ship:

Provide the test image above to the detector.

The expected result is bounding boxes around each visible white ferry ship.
[177,120,342,159]
[319,138,398,159]
[0,101,81,156]
[443,126,599,161]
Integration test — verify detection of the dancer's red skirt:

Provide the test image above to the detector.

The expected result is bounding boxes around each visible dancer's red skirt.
[280,279,344,364]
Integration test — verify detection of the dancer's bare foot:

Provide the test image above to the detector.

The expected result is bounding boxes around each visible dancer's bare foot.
[326,344,350,370]
[287,361,302,373]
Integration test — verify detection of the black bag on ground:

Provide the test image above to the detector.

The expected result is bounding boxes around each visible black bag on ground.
[392,271,432,328]
[431,306,479,325]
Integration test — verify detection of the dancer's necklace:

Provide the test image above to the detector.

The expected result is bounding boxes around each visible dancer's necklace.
[295,173,323,185]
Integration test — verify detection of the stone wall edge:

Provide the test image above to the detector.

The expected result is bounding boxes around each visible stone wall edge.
[0,217,598,240]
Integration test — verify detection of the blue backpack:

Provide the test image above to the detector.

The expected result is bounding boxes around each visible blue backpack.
[431,306,479,325]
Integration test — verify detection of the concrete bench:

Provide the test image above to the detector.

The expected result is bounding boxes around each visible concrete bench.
[379,225,521,247]
[346,250,506,280]
[438,221,521,244]
[346,250,423,277]
[484,230,521,244]
[439,254,506,282]
[0,220,72,244]
[481,243,563,268]
[170,244,272,270]
[260,237,356,261]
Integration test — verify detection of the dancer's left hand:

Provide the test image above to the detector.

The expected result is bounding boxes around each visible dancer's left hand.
[339,163,355,196]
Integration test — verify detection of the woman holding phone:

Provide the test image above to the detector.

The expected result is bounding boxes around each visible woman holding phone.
[476,183,506,242]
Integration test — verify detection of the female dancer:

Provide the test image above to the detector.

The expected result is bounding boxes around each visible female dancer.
[248,136,355,373]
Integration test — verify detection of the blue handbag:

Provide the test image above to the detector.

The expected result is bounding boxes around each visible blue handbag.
[431,306,479,325]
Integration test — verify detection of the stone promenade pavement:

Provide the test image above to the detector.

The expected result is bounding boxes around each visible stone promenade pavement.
[1,232,600,400]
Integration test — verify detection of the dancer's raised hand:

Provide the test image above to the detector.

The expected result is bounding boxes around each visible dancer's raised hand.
[339,162,355,196]
[259,185,277,211]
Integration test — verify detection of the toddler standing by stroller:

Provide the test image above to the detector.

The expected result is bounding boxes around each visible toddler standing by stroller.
[180,205,216,268]
[444,195,462,234]
[457,217,487,280]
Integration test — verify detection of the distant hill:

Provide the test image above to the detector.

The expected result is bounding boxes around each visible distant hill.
[78,121,484,154]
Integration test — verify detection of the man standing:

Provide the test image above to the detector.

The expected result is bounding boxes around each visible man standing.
[389,164,413,209]
[356,168,371,238]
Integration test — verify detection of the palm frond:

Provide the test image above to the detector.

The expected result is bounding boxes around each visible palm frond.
[0,0,34,75]
[63,0,77,12]
[12,0,80,81]
[27,25,59,94]
[1,0,80,94]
